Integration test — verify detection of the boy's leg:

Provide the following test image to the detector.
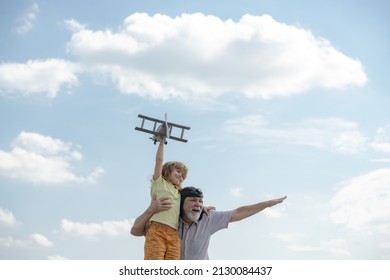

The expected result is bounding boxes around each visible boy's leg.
[144,223,167,260]
[164,228,180,260]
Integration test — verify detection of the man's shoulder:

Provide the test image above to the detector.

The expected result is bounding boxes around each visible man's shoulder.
[205,210,233,220]
[199,210,232,233]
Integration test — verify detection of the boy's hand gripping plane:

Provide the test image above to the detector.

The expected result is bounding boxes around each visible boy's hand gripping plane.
[135,113,191,144]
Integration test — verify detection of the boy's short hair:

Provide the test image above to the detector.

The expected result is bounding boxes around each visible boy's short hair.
[162,161,188,182]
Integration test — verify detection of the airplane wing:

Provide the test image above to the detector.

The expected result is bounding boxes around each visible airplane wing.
[135,114,190,143]
[137,114,166,125]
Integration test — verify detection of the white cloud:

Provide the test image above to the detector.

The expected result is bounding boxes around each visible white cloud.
[15,3,40,34]
[0,59,79,98]
[380,242,390,249]
[371,124,390,153]
[224,115,367,154]
[276,233,299,242]
[262,207,283,219]
[0,131,104,184]
[230,187,243,197]
[65,13,366,100]
[29,233,53,247]
[371,158,390,163]
[0,208,19,227]
[288,239,351,257]
[3,13,367,101]
[60,219,133,240]
[48,255,68,260]
[63,18,86,33]
[0,236,25,247]
[0,233,53,248]
[330,168,390,230]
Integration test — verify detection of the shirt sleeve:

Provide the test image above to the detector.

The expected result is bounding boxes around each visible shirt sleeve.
[207,210,232,235]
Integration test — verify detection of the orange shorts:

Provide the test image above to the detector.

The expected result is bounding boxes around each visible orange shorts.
[144,222,180,260]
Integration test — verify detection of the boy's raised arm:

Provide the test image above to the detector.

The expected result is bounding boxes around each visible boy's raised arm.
[153,139,164,181]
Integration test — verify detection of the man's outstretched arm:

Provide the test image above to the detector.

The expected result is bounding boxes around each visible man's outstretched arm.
[230,196,287,222]
[130,194,171,236]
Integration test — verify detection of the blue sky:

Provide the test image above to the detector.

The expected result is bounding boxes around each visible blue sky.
[0,0,389,260]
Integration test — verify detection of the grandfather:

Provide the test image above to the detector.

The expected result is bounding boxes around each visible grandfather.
[131,187,286,259]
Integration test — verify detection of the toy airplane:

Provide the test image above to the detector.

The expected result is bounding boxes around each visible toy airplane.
[135,113,191,144]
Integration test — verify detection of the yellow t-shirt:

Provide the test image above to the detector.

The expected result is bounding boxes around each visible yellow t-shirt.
[149,176,180,229]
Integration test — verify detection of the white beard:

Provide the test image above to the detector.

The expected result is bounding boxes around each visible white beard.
[185,208,202,222]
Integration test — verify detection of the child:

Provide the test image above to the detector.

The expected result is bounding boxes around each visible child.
[144,136,188,260]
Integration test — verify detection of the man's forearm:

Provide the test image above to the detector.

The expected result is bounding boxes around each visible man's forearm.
[130,206,154,236]
[230,196,286,222]
[230,201,269,222]
[130,195,172,236]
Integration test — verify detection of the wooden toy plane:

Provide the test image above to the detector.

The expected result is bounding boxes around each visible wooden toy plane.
[135,113,191,144]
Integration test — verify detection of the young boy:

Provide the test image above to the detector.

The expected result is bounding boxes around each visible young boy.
[144,136,188,260]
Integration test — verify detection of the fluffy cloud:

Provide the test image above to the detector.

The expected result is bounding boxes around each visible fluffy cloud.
[14,3,40,34]
[48,255,68,260]
[63,18,86,33]
[371,124,390,153]
[65,13,366,100]
[0,236,24,247]
[29,233,53,247]
[60,219,133,240]
[0,131,104,184]
[230,187,243,197]
[330,168,390,230]
[288,239,351,257]
[224,115,367,154]
[2,13,367,100]
[0,208,19,227]
[0,233,53,247]
[262,207,284,219]
[0,59,79,98]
